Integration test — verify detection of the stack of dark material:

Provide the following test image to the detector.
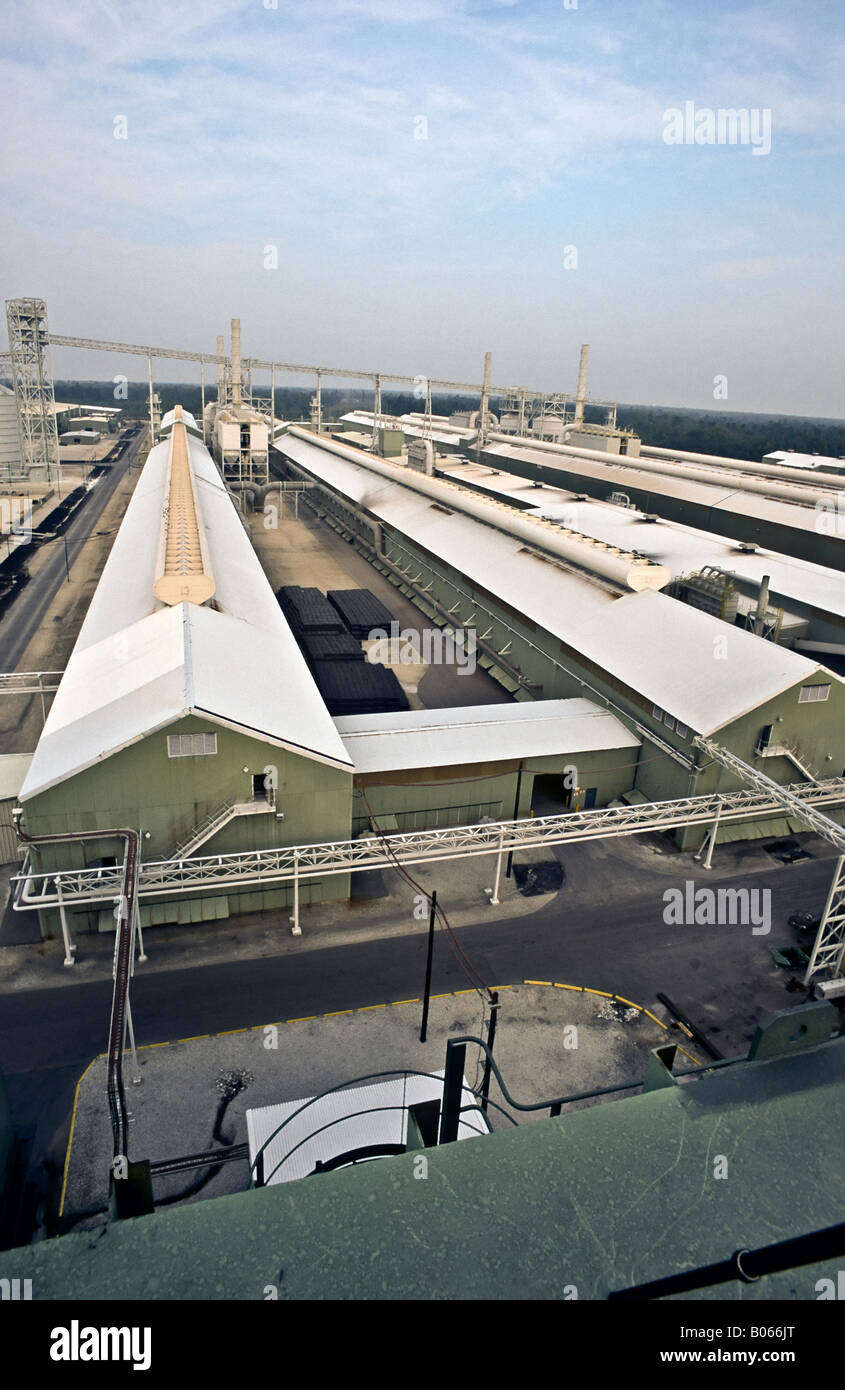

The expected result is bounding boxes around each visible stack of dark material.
[311,660,409,715]
[277,585,345,635]
[326,588,396,640]
[300,631,365,664]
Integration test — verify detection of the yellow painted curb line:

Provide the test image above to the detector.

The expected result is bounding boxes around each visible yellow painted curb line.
[59,1053,103,1218]
[523,979,702,1067]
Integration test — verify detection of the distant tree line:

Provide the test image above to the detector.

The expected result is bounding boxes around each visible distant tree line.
[616,404,845,463]
[11,381,841,462]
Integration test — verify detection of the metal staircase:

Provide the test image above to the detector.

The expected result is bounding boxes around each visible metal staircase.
[170,793,275,861]
[757,735,822,783]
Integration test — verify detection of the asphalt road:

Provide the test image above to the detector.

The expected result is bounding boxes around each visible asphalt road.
[0,846,836,1230]
[0,433,145,671]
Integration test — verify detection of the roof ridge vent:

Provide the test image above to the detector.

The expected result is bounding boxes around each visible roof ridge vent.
[153,409,217,606]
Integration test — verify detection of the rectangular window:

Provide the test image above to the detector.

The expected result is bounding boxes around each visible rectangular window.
[663,714,676,731]
[167,732,218,758]
[675,722,689,738]
[799,684,831,704]
[652,704,664,720]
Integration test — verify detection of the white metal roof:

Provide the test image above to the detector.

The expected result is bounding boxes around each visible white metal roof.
[573,589,823,736]
[340,410,476,446]
[439,461,845,624]
[0,753,34,802]
[482,442,831,537]
[278,433,837,736]
[763,451,844,471]
[246,1071,487,1185]
[160,407,199,432]
[280,432,615,630]
[21,434,352,800]
[335,698,640,773]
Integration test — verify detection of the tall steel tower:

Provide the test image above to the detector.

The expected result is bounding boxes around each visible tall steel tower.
[5,297,60,481]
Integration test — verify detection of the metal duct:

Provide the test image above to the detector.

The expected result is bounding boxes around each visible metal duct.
[487,433,840,509]
[640,443,845,490]
[284,427,671,593]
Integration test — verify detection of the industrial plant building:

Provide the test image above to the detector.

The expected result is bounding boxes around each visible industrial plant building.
[437,459,845,658]
[476,436,845,569]
[14,409,651,940]
[275,429,845,839]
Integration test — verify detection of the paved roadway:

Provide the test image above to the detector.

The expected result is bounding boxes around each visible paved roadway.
[0,431,146,671]
[0,848,836,1229]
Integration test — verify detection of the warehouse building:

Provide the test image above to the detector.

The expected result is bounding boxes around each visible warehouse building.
[16,409,355,934]
[275,429,845,845]
[476,437,845,570]
[438,459,845,658]
[339,700,641,835]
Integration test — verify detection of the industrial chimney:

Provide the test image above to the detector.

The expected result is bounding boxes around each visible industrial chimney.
[231,318,242,409]
[216,334,226,406]
[573,343,590,426]
[754,575,771,636]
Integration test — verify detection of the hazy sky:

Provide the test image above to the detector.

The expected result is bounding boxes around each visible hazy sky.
[3,0,844,415]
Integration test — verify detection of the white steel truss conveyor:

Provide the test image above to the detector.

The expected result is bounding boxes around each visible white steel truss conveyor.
[14,776,844,904]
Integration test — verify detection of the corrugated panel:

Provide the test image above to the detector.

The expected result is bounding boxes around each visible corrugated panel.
[0,806,22,866]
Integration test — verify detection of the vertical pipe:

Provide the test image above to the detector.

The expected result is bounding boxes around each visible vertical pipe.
[419,890,437,1043]
[505,762,524,879]
[316,370,322,435]
[290,849,301,935]
[490,825,505,905]
[480,990,499,1114]
[54,875,76,967]
[147,354,155,446]
[439,1040,467,1144]
[518,388,526,437]
[701,797,723,870]
[574,343,590,425]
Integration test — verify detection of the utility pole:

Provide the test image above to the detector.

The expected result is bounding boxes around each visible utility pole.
[419,890,437,1043]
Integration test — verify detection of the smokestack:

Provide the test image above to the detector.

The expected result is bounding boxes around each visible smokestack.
[216,335,226,405]
[754,574,771,635]
[231,317,242,409]
[574,343,590,425]
[478,350,492,449]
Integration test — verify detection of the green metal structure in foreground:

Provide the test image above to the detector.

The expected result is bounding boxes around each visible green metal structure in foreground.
[1,1003,842,1300]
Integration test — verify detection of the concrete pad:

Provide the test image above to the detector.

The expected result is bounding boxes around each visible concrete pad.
[61,983,675,1227]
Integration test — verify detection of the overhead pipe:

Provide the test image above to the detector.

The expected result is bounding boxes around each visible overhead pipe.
[283,427,671,592]
[487,432,841,510]
[639,443,845,490]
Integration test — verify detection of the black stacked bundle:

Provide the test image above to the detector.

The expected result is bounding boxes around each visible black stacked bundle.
[300,631,365,664]
[311,660,409,715]
[277,585,345,635]
[326,588,396,640]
